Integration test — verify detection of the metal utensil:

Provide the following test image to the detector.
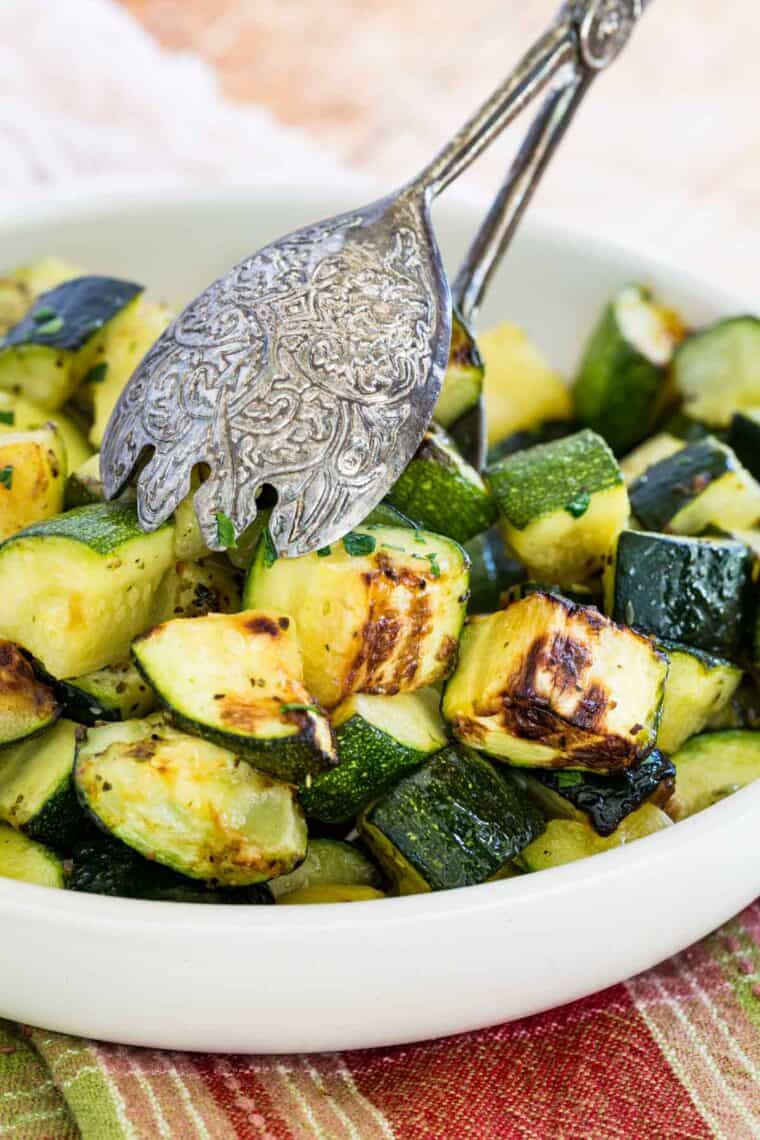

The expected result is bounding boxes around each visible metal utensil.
[102,0,648,557]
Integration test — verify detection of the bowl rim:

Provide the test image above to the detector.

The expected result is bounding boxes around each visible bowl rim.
[0,182,757,932]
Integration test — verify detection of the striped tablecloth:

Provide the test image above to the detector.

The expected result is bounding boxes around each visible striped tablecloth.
[1,900,757,1139]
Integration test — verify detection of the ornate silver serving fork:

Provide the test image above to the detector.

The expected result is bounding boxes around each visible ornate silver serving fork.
[101,0,650,557]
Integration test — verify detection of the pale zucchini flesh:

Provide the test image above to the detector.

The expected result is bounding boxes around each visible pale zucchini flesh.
[0,718,83,849]
[516,804,673,871]
[0,640,60,746]
[656,641,742,754]
[0,426,67,541]
[0,821,65,888]
[269,838,381,899]
[667,730,760,821]
[433,310,484,428]
[478,322,572,447]
[0,392,92,473]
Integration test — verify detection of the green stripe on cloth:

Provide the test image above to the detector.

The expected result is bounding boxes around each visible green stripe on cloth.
[711,910,760,1031]
[25,1029,129,1140]
[0,1021,76,1139]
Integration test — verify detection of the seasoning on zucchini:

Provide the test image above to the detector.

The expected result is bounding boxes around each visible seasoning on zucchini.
[244,524,470,709]
[360,746,544,893]
[443,592,668,771]
[433,309,484,429]
[463,526,524,614]
[0,276,144,409]
[478,322,572,447]
[519,750,675,838]
[75,715,307,885]
[132,610,336,782]
[573,284,684,454]
[0,501,175,678]
[0,257,83,336]
[656,640,743,754]
[673,316,760,426]
[0,719,85,849]
[153,556,241,621]
[629,437,760,534]
[0,425,67,541]
[52,660,156,725]
[606,530,752,659]
[488,429,629,585]
[0,821,65,888]
[0,391,92,473]
[667,730,760,821]
[300,688,447,823]
[0,641,60,745]
[516,804,673,872]
[728,409,760,481]
[269,838,381,899]
[385,425,496,544]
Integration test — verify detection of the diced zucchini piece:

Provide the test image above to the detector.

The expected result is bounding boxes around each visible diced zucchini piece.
[656,641,743,754]
[574,285,684,454]
[463,527,524,614]
[629,437,760,534]
[386,425,496,544]
[673,316,760,426]
[0,426,66,541]
[516,804,672,871]
[488,429,629,585]
[75,715,307,885]
[668,730,760,820]
[728,409,760,481]
[0,822,64,888]
[607,530,752,658]
[361,502,416,529]
[0,719,84,849]
[244,525,469,709]
[0,641,59,745]
[0,501,175,677]
[278,884,385,904]
[153,556,241,621]
[706,678,760,731]
[360,746,543,893]
[443,592,667,772]
[0,258,83,336]
[487,420,574,466]
[0,276,143,409]
[619,433,683,485]
[69,835,273,903]
[53,660,156,725]
[87,298,172,447]
[300,688,447,823]
[132,611,335,782]
[269,838,381,899]
[0,391,92,472]
[433,309,484,428]
[64,453,113,507]
[478,322,572,447]
[520,750,675,837]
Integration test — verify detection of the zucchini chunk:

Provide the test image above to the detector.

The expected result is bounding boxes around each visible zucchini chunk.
[443,592,668,772]
[501,580,597,609]
[0,822,64,888]
[75,716,307,885]
[728,409,760,481]
[673,316,760,426]
[278,884,385,904]
[0,502,175,677]
[0,719,84,849]
[0,276,143,409]
[629,437,760,534]
[53,660,156,725]
[359,746,544,893]
[0,392,92,472]
[433,309,484,428]
[64,453,115,508]
[478,322,572,447]
[520,750,675,837]
[607,530,752,658]
[154,556,241,621]
[488,429,629,585]
[0,257,83,336]
[573,285,684,454]
[516,804,672,872]
[69,835,273,903]
[361,502,416,529]
[656,641,742,754]
[706,678,760,731]
[244,525,469,709]
[0,425,66,541]
[463,527,524,614]
[668,730,760,821]
[269,838,381,899]
[619,433,683,485]
[0,641,60,745]
[386,425,496,544]
[132,611,335,782]
[300,688,447,823]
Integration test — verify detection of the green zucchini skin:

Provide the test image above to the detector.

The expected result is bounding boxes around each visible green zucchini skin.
[361,747,544,892]
[268,838,381,899]
[609,531,752,658]
[386,426,496,544]
[49,661,156,726]
[2,277,143,353]
[521,750,675,837]
[728,411,760,481]
[462,527,524,614]
[361,503,416,529]
[668,730,760,820]
[486,420,575,466]
[0,719,88,850]
[69,836,273,903]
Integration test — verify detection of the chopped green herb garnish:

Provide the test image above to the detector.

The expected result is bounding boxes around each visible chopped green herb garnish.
[280,702,322,716]
[343,532,376,556]
[0,411,14,426]
[83,361,109,385]
[262,529,278,568]
[413,529,426,545]
[215,512,237,549]
[381,543,405,552]
[556,771,584,788]
[32,306,56,323]
[316,545,332,558]
[564,489,591,518]
[35,316,64,336]
[0,466,13,490]
[425,552,441,578]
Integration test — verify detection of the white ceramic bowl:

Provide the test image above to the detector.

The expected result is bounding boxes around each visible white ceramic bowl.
[0,187,758,1054]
